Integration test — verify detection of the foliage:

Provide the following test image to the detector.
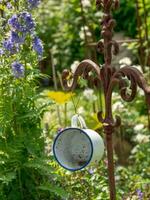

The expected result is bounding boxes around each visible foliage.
[36,0,103,72]
[43,84,150,199]
[0,1,68,200]
[114,0,137,37]
[0,1,150,200]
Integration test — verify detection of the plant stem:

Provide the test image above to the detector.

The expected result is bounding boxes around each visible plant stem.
[50,50,62,126]
[135,0,145,72]
[18,169,23,200]
[64,103,67,127]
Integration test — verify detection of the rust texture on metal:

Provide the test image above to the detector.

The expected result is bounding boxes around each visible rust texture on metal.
[62,0,150,200]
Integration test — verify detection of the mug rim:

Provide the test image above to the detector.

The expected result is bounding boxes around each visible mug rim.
[53,127,94,171]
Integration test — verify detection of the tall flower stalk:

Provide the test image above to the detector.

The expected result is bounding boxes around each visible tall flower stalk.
[0,1,63,200]
[0,0,43,75]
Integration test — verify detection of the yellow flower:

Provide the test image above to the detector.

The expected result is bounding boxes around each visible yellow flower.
[91,113,103,130]
[46,91,75,104]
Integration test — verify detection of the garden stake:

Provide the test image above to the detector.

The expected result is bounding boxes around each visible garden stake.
[62,1,150,199]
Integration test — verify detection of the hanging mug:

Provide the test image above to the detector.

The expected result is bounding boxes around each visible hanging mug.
[53,114,104,171]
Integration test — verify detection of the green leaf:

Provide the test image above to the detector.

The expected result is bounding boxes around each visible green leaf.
[0,172,16,185]
[38,184,69,199]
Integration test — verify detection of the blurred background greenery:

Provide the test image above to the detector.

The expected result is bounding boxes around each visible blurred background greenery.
[37,0,150,199]
[0,0,150,199]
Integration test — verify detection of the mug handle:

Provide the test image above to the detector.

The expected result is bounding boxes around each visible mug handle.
[71,114,87,129]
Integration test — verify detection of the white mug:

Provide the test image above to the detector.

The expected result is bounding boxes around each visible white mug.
[53,114,104,171]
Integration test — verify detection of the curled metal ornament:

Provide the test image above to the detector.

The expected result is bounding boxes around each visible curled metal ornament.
[113,66,150,101]
[62,61,150,127]
[62,59,101,91]
[61,1,150,199]
[62,0,150,129]
[97,40,119,56]
[97,40,104,54]
[103,66,150,126]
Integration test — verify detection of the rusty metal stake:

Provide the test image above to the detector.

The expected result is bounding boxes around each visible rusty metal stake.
[105,125,116,200]
[62,1,150,199]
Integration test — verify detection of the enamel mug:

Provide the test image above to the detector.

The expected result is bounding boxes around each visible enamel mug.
[53,114,104,171]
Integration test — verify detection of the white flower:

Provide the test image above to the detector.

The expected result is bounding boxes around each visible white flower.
[126,196,137,200]
[119,57,132,66]
[120,64,126,68]
[138,89,144,96]
[112,101,124,112]
[132,65,142,72]
[131,146,139,154]
[112,92,118,98]
[71,61,80,73]
[79,30,85,40]
[95,11,103,18]
[134,134,150,143]
[83,88,97,101]
[134,124,144,132]
[77,106,85,114]
[79,26,92,40]
[43,112,51,124]
[83,88,93,96]
[82,0,91,7]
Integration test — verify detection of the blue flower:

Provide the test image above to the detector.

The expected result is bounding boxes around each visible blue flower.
[7,3,12,9]
[20,12,35,33]
[8,12,35,33]
[0,49,4,55]
[136,189,143,200]
[3,31,24,54]
[8,14,20,31]
[32,36,43,57]
[3,39,19,54]
[88,168,95,175]
[11,61,25,78]
[10,31,24,44]
[28,0,41,9]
